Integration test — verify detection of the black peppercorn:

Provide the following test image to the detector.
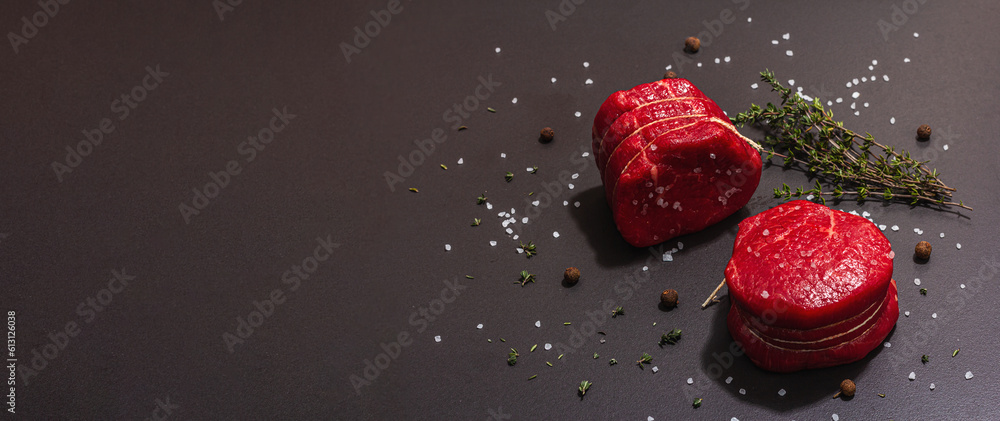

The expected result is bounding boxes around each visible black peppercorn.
[564,267,580,285]
[685,37,701,53]
[915,241,932,260]
[660,289,678,307]
[664,71,677,79]
[539,127,555,143]
[917,124,932,140]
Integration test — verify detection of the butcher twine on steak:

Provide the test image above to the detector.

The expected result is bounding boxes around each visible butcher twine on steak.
[592,78,763,247]
[724,200,899,372]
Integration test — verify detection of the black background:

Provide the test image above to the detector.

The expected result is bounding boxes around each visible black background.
[3,1,999,420]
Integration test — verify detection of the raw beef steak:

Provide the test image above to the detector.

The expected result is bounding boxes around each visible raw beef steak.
[724,200,899,372]
[592,78,762,247]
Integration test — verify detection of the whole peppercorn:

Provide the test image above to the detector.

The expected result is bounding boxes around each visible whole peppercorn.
[564,267,580,285]
[917,124,932,140]
[685,36,701,53]
[539,127,555,143]
[663,71,677,79]
[915,241,932,260]
[660,289,679,307]
[838,379,856,398]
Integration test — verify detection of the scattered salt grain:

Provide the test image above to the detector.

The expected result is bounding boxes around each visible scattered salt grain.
[904,57,911,62]
[665,65,672,70]
[697,62,703,67]
[715,58,721,64]
[864,102,869,108]
[552,231,560,238]
[869,65,874,71]
[879,225,886,231]
[663,253,673,262]
[677,242,684,250]
[489,240,497,247]
[500,153,506,158]
[940,232,945,238]
[574,201,581,208]
[836,97,843,103]
[563,200,569,206]
[572,173,580,179]
[832,415,839,421]
[726,376,733,384]
[739,388,747,395]
[642,266,649,271]
[891,225,899,231]
[905,311,910,316]
[747,17,752,22]
[522,217,528,224]
[585,78,594,85]
[961,284,966,289]
[582,152,590,157]
[852,91,860,99]
[445,244,452,251]
[909,372,916,380]
[956,243,962,250]
[568,183,575,189]
[512,234,518,240]
[943,144,949,151]
[853,78,859,85]
[511,97,517,104]
[435,335,442,342]
[786,50,794,57]
[544,343,552,350]
[574,111,582,118]
[531,200,540,206]
[457,158,464,165]
[914,278,921,286]
[846,82,852,88]
[477,323,483,329]
[505,228,513,234]
[763,229,770,236]
[965,371,974,379]
[686,377,694,384]
[486,202,493,210]
[732,418,740,421]
[932,313,938,319]
[782,33,790,40]
[890,117,896,124]
[495,47,501,53]
[535,321,541,328]
[914,32,919,37]
[883,74,890,82]
[751,83,759,89]
[725,56,731,62]
[551,77,557,83]
[761,290,770,299]
[930,383,936,390]
[778,388,786,396]
[788,79,795,86]
[583,61,590,68]
[648,417,654,421]
[851,102,856,110]
[854,111,860,116]
[884,342,891,348]
[652,366,659,373]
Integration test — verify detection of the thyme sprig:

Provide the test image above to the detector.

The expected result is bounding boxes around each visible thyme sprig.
[734,70,970,210]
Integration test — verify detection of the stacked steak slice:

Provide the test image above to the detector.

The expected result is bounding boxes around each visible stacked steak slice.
[592,78,762,247]
[724,200,899,372]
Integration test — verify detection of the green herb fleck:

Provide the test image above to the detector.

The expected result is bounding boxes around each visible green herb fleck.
[953,348,960,357]
[546,361,553,367]
[528,374,537,380]
[457,126,468,131]
[440,164,448,170]
[517,270,536,286]
[471,218,481,227]
[530,344,537,352]
[528,191,534,196]
[466,275,475,279]
[564,322,571,326]
[609,358,618,366]
[506,348,519,366]
[476,193,488,205]
[921,354,929,364]
[487,339,492,343]
[660,328,682,346]
[611,306,624,318]
[519,241,537,258]
[408,188,419,193]
[878,393,886,398]
[505,171,514,182]
[487,107,496,113]
[531,166,538,174]
[636,352,652,368]
[920,288,927,295]
[693,398,703,408]
[500,338,506,342]
[558,354,564,360]
[578,380,592,396]
[593,352,599,359]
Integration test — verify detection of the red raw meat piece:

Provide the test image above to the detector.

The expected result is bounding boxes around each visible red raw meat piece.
[591,78,762,247]
[724,200,899,372]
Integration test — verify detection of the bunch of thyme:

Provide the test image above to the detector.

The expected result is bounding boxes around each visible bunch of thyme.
[733,70,969,210]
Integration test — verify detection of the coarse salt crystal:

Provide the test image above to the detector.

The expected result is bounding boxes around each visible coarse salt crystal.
[890,117,896,124]
[725,56,731,62]
[786,50,793,57]
[914,278,921,286]
[715,58,721,64]
[665,65,672,70]
[563,201,569,206]
[914,32,919,37]
[444,244,452,251]
[739,388,746,395]
[505,228,513,234]
[884,342,891,348]
[904,58,911,62]
[685,377,693,384]
[763,229,770,236]
[544,343,552,350]
[457,158,464,164]
[726,376,733,384]
[957,243,962,250]
[940,233,945,238]
[751,83,759,89]
[832,415,839,421]
[534,321,541,328]
[522,217,528,224]
[585,78,593,85]
[965,371,974,379]
[788,79,795,86]
[864,102,869,108]
[782,33,790,40]
[836,97,843,103]
[961,284,966,289]
[677,242,684,250]
[778,389,786,396]
[642,266,648,271]
[568,183,575,189]
[571,173,580,179]
[909,372,916,380]
[495,47,501,53]
[574,201,581,207]
[489,240,497,246]
[853,78,859,85]
[511,97,517,104]
[879,224,886,230]
[772,40,779,44]
[663,253,673,262]
[883,74,890,82]
[500,153,506,158]
[932,313,937,318]
[552,231,560,238]
[888,250,895,259]
[943,144,949,151]
[846,82,852,88]
[512,234,518,239]
[852,92,860,99]
[652,366,659,373]
[531,200,540,206]
[761,290,769,298]
[582,152,590,157]
[551,77,557,83]
[854,111,860,116]
[583,61,590,67]
[435,335,442,342]
[477,323,483,329]
[486,202,493,210]
[891,225,899,231]
[747,17,751,22]
[905,311,910,317]
[930,383,936,390]
[574,111,582,117]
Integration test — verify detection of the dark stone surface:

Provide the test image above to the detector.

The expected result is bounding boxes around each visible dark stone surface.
[2,0,999,419]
